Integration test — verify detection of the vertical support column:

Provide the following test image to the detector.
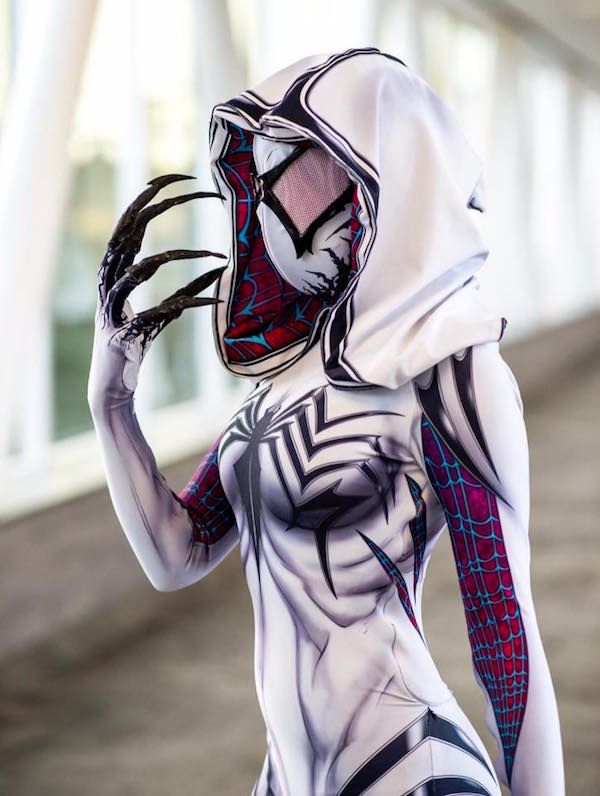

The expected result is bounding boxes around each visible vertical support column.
[578,89,600,300]
[0,0,98,478]
[114,0,163,416]
[484,32,537,338]
[562,77,588,313]
[566,78,597,310]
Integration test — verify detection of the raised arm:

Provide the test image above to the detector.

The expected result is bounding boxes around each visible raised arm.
[87,175,238,592]
[411,341,564,795]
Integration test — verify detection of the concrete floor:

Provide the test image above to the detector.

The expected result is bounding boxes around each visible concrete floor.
[1,358,599,795]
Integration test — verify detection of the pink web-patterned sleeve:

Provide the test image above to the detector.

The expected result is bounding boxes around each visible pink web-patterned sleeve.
[177,435,236,545]
[414,342,565,794]
[421,417,528,781]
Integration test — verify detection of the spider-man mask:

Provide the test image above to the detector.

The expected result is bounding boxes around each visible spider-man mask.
[252,135,355,297]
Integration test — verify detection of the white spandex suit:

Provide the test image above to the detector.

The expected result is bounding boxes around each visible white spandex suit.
[88,48,565,795]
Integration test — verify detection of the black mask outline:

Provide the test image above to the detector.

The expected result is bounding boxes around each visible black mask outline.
[251,142,355,259]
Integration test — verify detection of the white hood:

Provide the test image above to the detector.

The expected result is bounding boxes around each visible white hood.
[208,47,505,389]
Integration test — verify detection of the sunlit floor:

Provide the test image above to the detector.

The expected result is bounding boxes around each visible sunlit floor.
[1,357,599,795]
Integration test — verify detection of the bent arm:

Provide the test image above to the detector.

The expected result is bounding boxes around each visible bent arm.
[86,173,233,592]
[90,394,238,592]
[411,341,564,795]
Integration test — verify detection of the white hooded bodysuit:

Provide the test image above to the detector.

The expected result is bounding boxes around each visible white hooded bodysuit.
[88,48,565,795]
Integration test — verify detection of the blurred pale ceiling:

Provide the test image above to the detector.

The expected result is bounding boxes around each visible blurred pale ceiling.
[484,0,600,75]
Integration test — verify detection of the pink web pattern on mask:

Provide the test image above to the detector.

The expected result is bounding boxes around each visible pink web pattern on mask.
[272,146,351,235]
[220,124,362,365]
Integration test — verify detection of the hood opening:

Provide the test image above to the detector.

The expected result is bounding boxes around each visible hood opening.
[217,122,363,368]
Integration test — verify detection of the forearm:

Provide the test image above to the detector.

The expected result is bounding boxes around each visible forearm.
[86,172,233,590]
[465,496,565,793]
[506,594,564,795]
[490,498,565,795]
[90,397,237,591]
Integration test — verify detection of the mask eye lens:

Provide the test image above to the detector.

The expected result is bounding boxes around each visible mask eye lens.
[256,143,354,257]
[270,146,351,238]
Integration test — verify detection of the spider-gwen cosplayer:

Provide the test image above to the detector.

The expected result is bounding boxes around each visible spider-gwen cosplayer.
[88,48,565,795]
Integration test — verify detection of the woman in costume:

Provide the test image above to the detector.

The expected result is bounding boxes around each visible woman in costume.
[88,48,564,795]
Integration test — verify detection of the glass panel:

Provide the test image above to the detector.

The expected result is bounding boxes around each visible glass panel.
[421,7,496,156]
[578,87,600,299]
[421,4,458,98]
[50,0,200,440]
[52,158,114,439]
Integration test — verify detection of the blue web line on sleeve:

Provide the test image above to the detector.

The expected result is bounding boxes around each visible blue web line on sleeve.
[179,441,236,545]
[421,416,529,782]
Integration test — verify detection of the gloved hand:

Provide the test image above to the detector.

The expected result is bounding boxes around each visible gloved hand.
[87,173,226,413]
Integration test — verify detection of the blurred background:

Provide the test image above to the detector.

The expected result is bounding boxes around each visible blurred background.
[0,0,598,793]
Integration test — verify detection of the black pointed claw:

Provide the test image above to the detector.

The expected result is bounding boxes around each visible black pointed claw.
[120,262,225,339]
[162,295,222,313]
[131,294,220,326]
[112,190,225,285]
[107,254,226,325]
[124,249,225,285]
[98,172,225,306]
[122,267,225,331]
[165,266,228,302]
[98,175,197,301]
[147,173,196,186]
[109,174,196,247]
[134,190,225,230]
[121,296,221,346]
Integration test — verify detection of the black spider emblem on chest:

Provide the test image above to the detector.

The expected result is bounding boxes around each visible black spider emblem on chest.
[220,384,405,597]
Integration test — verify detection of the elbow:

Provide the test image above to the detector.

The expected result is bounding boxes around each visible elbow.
[148,574,184,593]
[148,576,176,592]
[146,556,210,592]
[145,566,187,593]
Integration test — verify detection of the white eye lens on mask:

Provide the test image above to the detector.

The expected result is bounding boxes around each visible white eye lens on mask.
[252,135,354,297]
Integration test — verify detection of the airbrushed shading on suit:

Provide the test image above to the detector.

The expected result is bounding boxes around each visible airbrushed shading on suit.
[88,48,565,795]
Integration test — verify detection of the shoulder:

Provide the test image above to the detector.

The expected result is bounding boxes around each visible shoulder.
[413,341,523,424]
[412,342,529,509]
